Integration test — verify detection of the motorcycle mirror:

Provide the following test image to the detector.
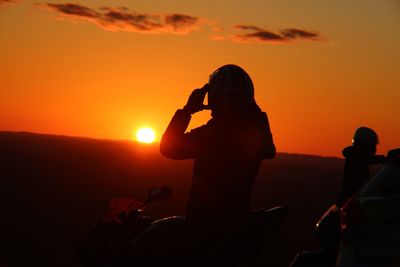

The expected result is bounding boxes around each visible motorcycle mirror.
[147,186,172,203]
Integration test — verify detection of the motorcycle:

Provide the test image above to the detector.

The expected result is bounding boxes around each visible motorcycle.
[79,186,288,267]
[290,152,395,267]
[289,204,341,267]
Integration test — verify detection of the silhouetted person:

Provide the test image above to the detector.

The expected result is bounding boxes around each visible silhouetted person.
[160,64,276,222]
[336,127,386,207]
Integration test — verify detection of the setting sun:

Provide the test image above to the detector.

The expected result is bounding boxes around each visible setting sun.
[136,128,156,144]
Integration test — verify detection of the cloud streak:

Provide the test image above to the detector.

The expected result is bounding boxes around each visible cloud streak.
[44,3,204,34]
[40,3,324,44]
[234,25,322,43]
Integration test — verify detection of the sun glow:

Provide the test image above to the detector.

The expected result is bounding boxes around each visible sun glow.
[136,127,156,144]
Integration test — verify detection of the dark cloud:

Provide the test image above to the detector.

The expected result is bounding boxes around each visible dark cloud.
[280,28,320,40]
[101,9,162,32]
[235,25,322,43]
[44,3,204,34]
[41,3,324,44]
[234,25,263,32]
[165,14,199,32]
[238,29,285,42]
[47,3,98,18]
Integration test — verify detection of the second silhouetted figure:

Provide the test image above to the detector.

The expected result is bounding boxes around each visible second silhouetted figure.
[160,64,276,222]
[336,127,386,207]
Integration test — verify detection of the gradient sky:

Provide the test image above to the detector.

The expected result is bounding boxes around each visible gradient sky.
[1,0,399,157]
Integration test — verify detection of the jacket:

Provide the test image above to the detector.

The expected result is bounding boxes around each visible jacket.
[160,108,275,221]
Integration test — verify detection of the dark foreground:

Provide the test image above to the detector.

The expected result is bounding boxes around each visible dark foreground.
[0,131,343,266]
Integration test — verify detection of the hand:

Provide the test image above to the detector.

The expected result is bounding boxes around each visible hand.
[183,84,208,114]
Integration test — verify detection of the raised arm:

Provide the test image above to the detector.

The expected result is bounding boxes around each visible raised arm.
[160,86,208,159]
[160,109,194,159]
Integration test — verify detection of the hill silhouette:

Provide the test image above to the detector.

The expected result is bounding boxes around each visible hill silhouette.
[0,131,344,266]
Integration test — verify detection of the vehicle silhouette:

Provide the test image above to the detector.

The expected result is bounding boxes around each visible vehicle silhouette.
[290,148,400,267]
[79,186,287,267]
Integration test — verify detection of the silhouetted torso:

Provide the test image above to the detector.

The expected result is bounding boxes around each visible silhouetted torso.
[160,107,275,221]
[336,146,385,207]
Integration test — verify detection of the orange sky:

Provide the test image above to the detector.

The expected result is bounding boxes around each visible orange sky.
[1,0,399,157]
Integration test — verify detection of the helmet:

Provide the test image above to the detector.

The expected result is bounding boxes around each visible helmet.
[352,127,379,146]
[208,64,254,109]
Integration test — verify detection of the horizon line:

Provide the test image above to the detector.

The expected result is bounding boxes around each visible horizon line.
[0,129,342,159]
